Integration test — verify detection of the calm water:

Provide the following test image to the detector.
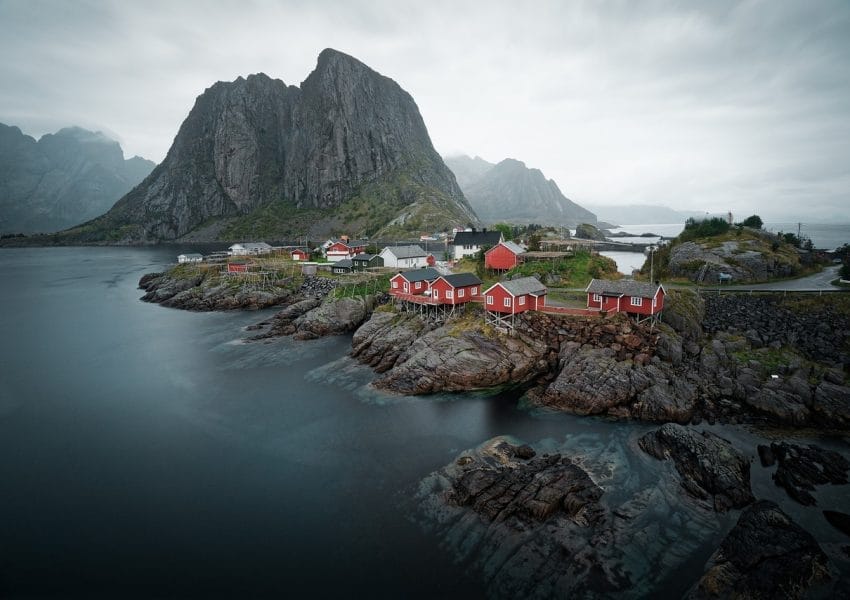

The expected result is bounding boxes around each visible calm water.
[1,247,848,598]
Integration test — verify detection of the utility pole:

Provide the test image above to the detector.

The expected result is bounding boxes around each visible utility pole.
[649,245,655,284]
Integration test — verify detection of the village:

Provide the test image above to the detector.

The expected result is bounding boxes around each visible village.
[175,228,666,332]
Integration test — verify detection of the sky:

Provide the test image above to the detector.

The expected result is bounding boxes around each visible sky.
[1,0,849,222]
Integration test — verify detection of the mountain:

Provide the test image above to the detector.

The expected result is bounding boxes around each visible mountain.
[444,155,497,189]
[445,155,596,226]
[62,49,476,243]
[0,124,155,233]
[584,204,705,226]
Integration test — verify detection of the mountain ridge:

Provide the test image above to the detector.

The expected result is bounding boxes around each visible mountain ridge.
[444,154,595,226]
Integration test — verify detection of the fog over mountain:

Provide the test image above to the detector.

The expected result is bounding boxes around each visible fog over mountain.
[0,124,155,233]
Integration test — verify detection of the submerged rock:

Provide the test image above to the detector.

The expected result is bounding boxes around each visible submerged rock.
[639,423,754,512]
[687,500,829,599]
[760,442,850,506]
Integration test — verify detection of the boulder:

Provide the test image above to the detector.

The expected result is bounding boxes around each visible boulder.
[687,500,829,599]
[638,423,754,512]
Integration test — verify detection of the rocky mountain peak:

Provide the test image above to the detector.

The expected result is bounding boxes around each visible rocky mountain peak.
[61,49,475,242]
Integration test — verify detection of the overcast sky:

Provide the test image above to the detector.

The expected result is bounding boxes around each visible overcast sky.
[1,0,849,221]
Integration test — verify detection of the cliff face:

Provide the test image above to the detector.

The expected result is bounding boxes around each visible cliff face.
[444,155,596,226]
[70,49,475,242]
[0,124,155,233]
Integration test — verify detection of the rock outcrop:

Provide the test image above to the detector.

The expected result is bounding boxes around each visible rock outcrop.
[138,270,291,310]
[665,236,800,283]
[758,442,850,506]
[574,222,607,241]
[687,500,830,599]
[445,155,596,226]
[639,424,754,512]
[61,49,476,242]
[0,123,154,234]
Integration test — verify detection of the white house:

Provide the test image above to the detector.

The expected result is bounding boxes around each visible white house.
[379,245,431,268]
[177,253,203,264]
[451,229,503,260]
[229,242,272,256]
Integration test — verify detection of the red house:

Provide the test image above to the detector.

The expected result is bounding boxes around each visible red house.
[429,273,482,305]
[483,276,547,314]
[485,241,526,271]
[389,268,441,296]
[585,279,665,321]
[227,261,250,273]
[326,238,368,262]
[291,248,310,261]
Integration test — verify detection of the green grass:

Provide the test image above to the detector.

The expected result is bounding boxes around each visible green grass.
[502,250,618,288]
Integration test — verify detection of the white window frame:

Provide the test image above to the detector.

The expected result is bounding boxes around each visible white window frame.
[504,297,512,307]
[471,287,478,296]
[592,293,601,302]
[446,290,454,299]
[631,296,642,307]
[415,281,421,290]
[392,280,398,288]
[458,288,464,298]
[486,295,494,305]
[433,289,439,299]
[519,296,526,305]
[403,282,409,293]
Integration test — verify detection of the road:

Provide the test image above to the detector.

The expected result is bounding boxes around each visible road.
[699,265,844,292]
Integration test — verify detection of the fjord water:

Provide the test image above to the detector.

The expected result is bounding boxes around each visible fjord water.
[1,248,847,598]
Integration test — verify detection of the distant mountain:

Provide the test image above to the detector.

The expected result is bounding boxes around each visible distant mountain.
[0,124,155,233]
[444,155,497,189]
[58,49,476,243]
[444,155,596,226]
[584,204,704,226]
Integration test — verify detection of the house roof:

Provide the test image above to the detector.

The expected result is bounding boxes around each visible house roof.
[452,230,502,246]
[178,253,203,259]
[230,242,271,250]
[352,253,378,262]
[586,279,663,298]
[382,245,427,259]
[395,267,441,283]
[331,238,368,248]
[334,259,353,269]
[439,273,483,288]
[497,276,547,296]
[487,241,525,255]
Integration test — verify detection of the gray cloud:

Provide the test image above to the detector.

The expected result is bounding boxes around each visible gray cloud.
[1,0,848,221]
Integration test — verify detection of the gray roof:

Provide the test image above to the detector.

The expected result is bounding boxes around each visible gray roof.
[333,238,368,247]
[500,241,526,255]
[498,276,547,296]
[397,267,441,283]
[586,279,662,298]
[382,244,427,259]
[440,273,482,288]
[334,259,353,269]
[352,253,377,262]
[232,242,271,250]
[452,230,502,246]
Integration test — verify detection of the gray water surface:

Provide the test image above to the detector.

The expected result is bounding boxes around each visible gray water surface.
[1,247,847,598]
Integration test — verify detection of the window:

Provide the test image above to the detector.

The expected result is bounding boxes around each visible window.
[392,280,398,288]
[519,296,526,305]
[415,281,421,290]
[504,297,512,307]
[486,295,493,305]
[464,244,472,250]
[433,289,439,299]
[403,283,409,293]
[446,290,454,299]
[458,289,464,298]
[652,297,657,308]
[592,293,601,302]
[631,296,642,307]
[471,287,478,295]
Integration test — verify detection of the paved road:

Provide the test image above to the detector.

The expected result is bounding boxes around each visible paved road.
[699,265,844,292]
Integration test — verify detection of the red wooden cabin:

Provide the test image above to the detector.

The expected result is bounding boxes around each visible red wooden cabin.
[389,268,441,296]
[326,239,368,262]
[291,248,309,261]
[585,279,665,321]
[484,241,525,271]
[429,273,482,305]
[483,277,547,314]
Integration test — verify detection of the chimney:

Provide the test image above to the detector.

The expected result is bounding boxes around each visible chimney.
[471,227,477,233]
[483,227,487,233]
